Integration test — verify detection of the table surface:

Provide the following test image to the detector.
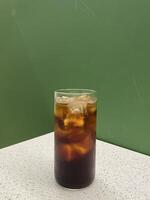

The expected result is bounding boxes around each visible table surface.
[0,133,150,200]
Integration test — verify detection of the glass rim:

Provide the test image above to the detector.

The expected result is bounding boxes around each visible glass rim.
[55,89,96,96]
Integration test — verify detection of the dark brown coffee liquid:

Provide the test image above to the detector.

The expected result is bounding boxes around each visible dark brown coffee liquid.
[55,137,95,189]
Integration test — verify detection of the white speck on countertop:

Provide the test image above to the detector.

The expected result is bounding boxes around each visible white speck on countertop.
[0,133,150,200]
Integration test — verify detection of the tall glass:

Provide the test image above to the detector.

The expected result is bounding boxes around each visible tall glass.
[54,89,97,189]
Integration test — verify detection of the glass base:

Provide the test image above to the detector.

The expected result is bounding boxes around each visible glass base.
[55,175,95,189]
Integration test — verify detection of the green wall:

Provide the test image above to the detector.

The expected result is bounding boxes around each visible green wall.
[0,0,150,155]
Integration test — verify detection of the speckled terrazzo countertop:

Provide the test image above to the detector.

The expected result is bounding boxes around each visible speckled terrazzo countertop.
[0,133,150,200]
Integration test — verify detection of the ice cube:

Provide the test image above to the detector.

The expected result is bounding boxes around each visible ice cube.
[54,103,68,120]
[78,95,89,101]
[69,103,82,113]
[73,144,87,155]
[59,144,74,161]
[73,135,93,156]
[69,102,88,116]
[55,125,72,138]
[78,95,96,104]
[87,104,96,114]
[56,96,70,104]
[58,134,94,161]
[87,97,97,104]
[64,114,84,127]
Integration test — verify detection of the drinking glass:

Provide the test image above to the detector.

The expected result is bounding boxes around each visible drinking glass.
[54,89,97,189]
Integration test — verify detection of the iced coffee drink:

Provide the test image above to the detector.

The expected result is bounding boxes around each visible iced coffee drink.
[54,89,97,189]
